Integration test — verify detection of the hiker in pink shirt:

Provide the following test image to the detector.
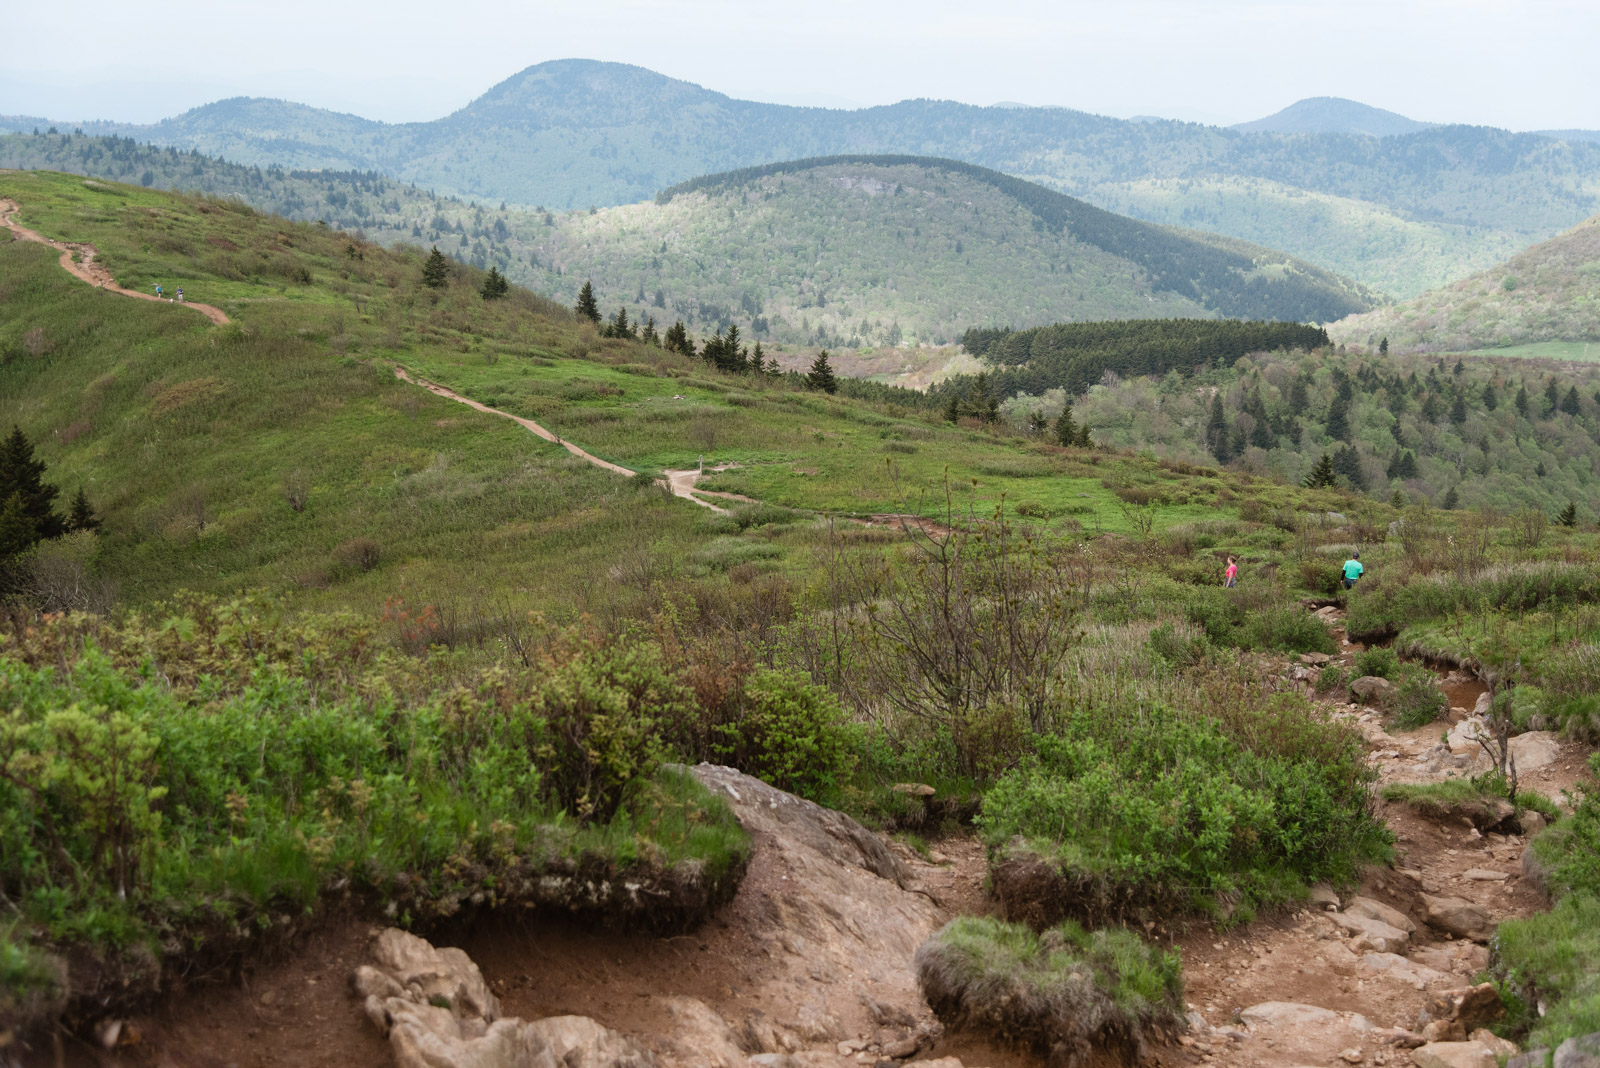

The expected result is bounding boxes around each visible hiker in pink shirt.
[1224,555,1238,588]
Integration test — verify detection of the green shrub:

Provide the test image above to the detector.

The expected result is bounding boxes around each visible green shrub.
[1240,605,1337,655]
[712,669,857,802]
[1146,622,1208,668]
[1389,667,1449,730]
[1353,646,1401,680]
[1182,588,1335,655]
[978,695,1386,923]
[1298,557,1343,595]
[1316,664,1348,692]
[916,915,1183,1064]
[691,535,783,572]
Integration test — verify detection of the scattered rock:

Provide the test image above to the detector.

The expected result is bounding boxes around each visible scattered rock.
[1300,652,1333,666]
[1508,731,1562,772]
[1508,1053,1551,1068]
[1345,895,1416,934]
[1330,910,1411,953]
[1463,869,1509,882]
[1413,1041,1497,1068]
[890,783,935,797]
[1309,884,1342,910]
[1340,1049,1365,1064]
[353,928,652,1068]
[1470,1028,1519,1059]
[1351,676,1398,702]
[1420,896,1495,943]
[1359,952,1450,989]
[1555,1032,1600,1068]
[1372,1026,1427,1048]
[1520,809,1548,836]
[1472,692,1493,716]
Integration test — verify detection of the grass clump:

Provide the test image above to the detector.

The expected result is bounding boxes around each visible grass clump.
[978,682,1387,926]
[916,915,1183,1068]
[1381,774,1556,830]
[1389,668,1450,729]
[1493,754,1600,1050]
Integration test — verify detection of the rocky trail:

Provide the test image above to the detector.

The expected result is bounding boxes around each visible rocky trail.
[51,604,1593,1068]
[0,197,231,325]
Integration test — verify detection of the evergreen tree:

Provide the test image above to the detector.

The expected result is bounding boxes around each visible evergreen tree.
[1515,383,1530,417]
[1076,422,1093,448]
[1332,445,1366,490]
[1558,502,1578,527]
[805,351,838,394]
[1536,460,1548,477]
[1482,381,1498,411]
[1228,424,1248,461]
[1561,386,1582,416]
[609,306,633,339]
[479,266,509,300]
[1449,392,1468,425]
[1386,450,1418,480]
[641,316,660,346]
[421,246,451,289]
[1419,393,1443,423]
[1028,410,1050,436]
[1441,486,1459,510]
[944,394,961,423]
[1204,393,1230,461]
[663,320,692,355]
[0,493,37,563]
[1304,453,1337,488]
[0,427,63,540]
[65,487,100,533]
[720,324,746,372]
[1325,396,1351,441]
[1288,377,1310,416]
[575,280,601,324]
[1544,379,1561,416]
[1453,359,1464,376]
[1390,489,1407,508]
[1055,405,1079,447]
[1379,337,1389,356]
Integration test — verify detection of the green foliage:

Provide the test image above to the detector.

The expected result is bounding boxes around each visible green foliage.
[712,669,857,802]
[575,280,601,323]
[978,680,1386,922]
[1353,645,1400,679]
[916,915,1184,1061]
[479,266,509,300]
[804,350,838,395]
[0,603,750,1014]
[1387,666,1450,730]
[1182,588,1336,655]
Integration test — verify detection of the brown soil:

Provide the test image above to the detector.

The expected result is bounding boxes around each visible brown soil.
[1,197,231,326]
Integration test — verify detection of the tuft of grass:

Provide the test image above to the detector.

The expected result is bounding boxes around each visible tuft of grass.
[1382,774,1556,829]
[916,915,1183,1066]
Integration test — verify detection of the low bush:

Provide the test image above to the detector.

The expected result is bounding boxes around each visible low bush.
[691,536,783,572]
[1240,604,1337,655]
[1146,622,1208,669]
[1389,667,1449,730]
[1353,646,1401,680]
[1316,664,1348,692]
[916,915,1183,1067]
[1494,754,1600,1050]
[1381,775,1557,829]
[711,669,858,803]
[978,690,1386,925]
[0,601,751,1023]
[1298,557,1343,596]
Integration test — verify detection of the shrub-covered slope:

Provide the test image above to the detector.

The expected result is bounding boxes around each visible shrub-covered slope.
[1331,213,1600,354]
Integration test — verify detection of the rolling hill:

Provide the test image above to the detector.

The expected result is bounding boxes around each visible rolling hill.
[1330,212,1600,354]
[8,59,1600,298]
[1231,97,1434,137]
[0,137,1375,346]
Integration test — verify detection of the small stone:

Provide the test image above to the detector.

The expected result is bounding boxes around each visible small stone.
[1421,895,1495,943]
[259,990,277,1006]
[1413,1041,1497,1068]
[1555,1031,1600,1068]
[1463,869,1509,882]
[1341,1048,1365,1063]
[1470,1028,1519,1058]
[1520,810,1548,836]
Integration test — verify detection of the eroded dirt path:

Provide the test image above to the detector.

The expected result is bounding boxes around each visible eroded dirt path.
[0,197,231,325]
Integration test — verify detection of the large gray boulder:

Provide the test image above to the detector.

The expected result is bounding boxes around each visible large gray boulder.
[1557,1032,1600,1068]
[1351,675,1398,702]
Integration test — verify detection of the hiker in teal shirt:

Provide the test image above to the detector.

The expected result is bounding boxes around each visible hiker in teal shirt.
[1342,552,1364,590]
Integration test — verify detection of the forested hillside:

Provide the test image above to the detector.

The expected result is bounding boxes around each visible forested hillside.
[11,59,1600,296]
[0,138,1374,346]
[1331,213,1600,354]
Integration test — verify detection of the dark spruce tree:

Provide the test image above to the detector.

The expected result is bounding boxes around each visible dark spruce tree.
[1441,486,1460,510]
[1515,383,1530,417]
[1386,450,1418,481]
[805,350,838,395]
[1304,452,1338,489]
[65,488,100,533]
[1544,379,1561,416]
[1325,396,1351,442]
[1558,502,1578,527]
[479,266,509,300]
[421,246,451,289]
[1449,392,1468,425]
[575,280,602,324]
[1055,405,1080,447]
[1379,337,1389,356]
[1204,393,1230,462]
[1332,445,1366,490]
[641,316,660,346]
[663,321,693,355]
[0,427,64,541]
[1561,386,1582,416]
[1482,381,1498,411]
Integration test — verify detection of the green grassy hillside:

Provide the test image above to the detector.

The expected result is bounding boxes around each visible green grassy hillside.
[14,59,1600,297]
[1331,214,1600,354]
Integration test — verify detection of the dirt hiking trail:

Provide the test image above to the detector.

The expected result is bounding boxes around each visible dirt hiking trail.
[0,197,231,325]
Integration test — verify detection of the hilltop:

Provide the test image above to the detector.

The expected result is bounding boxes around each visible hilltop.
[10,59,1600,297]
[1231,97,1434,137]
[0,138,1374,347]
[1330,212,1600,354]
[526,156,1375,345]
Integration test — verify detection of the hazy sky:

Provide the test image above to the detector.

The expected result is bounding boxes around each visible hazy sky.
[6,0,1596,130]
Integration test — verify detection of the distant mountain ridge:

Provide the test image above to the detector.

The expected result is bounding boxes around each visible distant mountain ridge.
[1231,97,1434,137]
[7,60,1600,299]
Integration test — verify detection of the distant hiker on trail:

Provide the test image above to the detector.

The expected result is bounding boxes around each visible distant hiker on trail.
[154,283,162,299]
[175,287,183,302]
[1224,555,1238,588]
[1343,552,1364,590]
